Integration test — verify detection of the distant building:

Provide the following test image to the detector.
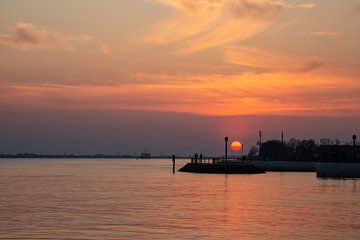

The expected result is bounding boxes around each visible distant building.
[319,145,360,163]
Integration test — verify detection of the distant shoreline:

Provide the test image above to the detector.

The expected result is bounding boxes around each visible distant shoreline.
[0,154,324,162]
[0,154,189,159]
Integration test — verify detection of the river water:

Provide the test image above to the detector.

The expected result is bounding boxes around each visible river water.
[0,159,359,239]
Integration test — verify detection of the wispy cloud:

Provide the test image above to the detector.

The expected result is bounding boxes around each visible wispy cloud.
[229,0,284,18]
[287,2,316,9]
[0,22,91,50]
[148,0,316,53]
[311,31,344,37]
[2,70,360,117]
[225,46,326,73]
[148,0,285,53]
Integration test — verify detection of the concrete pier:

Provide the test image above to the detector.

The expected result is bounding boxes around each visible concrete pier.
[251,161,316,172]
[179,163,265,174]
[316,163,360,178]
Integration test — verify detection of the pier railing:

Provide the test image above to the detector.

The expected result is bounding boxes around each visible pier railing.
[190,157,249,164]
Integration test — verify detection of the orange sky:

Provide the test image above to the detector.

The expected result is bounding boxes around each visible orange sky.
[0,0,360,154]
[0,0,359,117]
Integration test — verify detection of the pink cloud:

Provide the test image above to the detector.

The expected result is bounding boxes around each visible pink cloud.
[0,22,91,50]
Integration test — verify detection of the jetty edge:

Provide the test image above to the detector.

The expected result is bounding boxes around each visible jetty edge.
[316,162,360,178]
[178,161,265,174]
[178,158,266,174]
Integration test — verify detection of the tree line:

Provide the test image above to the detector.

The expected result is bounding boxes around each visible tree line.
[254,138,356,162]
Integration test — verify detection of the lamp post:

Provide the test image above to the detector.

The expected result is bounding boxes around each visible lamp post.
[353,135,357,162]
[241,143,244,159]
[258,131,262,156]
[225,137,228,163]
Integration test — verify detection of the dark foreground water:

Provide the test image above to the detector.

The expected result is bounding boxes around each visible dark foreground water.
[0,159,359,239]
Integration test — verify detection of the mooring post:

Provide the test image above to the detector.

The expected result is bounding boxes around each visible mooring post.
[172,155,176,174]
[353,135,357,162]
[225,137,229,163]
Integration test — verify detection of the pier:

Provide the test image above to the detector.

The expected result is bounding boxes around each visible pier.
[179,159,265,174]
[179,136,265,174]
[316,163,360,178]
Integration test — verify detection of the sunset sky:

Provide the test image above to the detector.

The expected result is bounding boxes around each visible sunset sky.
[0,0,360,155]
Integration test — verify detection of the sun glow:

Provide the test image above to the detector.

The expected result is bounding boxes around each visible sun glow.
[231,141,242,151]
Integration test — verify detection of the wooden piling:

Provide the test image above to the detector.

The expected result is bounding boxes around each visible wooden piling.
[172,155,176,174]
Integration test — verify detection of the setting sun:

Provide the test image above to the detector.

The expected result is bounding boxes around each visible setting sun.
[231,141,242,151]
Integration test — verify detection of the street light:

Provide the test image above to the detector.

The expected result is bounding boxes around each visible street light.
[225,137,229,163]
[353,135,357,162]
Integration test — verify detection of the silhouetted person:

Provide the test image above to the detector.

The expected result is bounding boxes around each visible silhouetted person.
[199,154,203,163]
[194,153,198,164]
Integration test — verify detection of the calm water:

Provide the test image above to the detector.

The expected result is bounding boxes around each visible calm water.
[0,159,359,239]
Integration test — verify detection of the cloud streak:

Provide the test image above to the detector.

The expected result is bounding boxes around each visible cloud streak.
[225,46,326,73]
[2,68,360,117]
[311,31,343,37]
[287,2,316,9]
[148,0,316,53]
[148,0,285,53]
[0,22,91,50]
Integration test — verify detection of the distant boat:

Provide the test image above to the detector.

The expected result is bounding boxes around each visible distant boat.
[140,152,151,159]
